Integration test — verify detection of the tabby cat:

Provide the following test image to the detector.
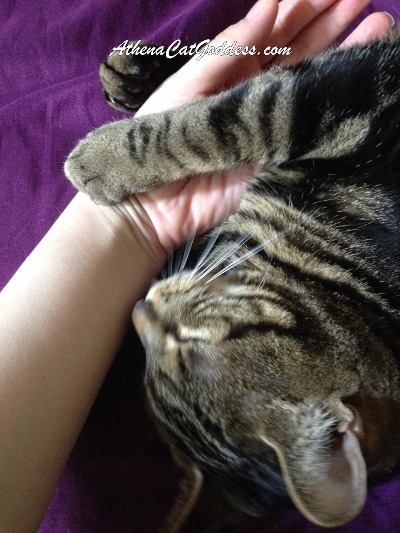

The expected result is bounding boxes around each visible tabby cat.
[65,34,400,531]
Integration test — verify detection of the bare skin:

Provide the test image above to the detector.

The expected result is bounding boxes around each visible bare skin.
[0,1,393,531]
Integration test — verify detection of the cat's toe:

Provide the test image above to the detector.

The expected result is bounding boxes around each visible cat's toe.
[99,40,170,112]
[64,142,127,204]
[83,178,127,204]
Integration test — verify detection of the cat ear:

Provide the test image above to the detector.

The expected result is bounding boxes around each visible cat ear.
[260,399,366,527]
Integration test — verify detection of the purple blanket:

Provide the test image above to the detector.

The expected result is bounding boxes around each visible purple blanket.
[1,1,400,531]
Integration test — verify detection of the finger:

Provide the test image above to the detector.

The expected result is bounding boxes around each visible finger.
[137,0,279,114]
[272,0,371,66]
[339,12,395,48]
[266,0,339,50]
[175,0,278,96]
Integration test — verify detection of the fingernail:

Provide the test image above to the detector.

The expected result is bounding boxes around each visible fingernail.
[383,11,395,27]
[245,0,267,20]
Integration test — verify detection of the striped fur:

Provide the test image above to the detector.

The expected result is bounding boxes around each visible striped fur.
[66,34,400,530]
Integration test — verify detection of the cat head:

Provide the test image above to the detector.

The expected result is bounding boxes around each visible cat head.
[133,270,386,527]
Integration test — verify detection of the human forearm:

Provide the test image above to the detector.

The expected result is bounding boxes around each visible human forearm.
[0,192,164,532]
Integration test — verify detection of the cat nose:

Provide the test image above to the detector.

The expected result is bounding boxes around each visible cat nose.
[134,299,153,313]
[132,299,156,343]
[133,298,155,319]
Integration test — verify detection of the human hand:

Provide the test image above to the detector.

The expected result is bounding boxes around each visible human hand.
[111,0,393,253]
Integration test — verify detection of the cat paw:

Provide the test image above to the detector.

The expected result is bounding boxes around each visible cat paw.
[65,120,139,204]
[64,119,162,204]
[99,40,185,113]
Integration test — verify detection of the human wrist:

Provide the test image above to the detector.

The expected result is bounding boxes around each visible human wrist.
[73,191,167,270]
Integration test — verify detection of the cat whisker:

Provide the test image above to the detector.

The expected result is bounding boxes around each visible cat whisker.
[167,251,174,279]
[206,224,299,283]
[206,241,267,283]
[190,225,225,276]
[196,234,252,281]
[177,235,196,274]
[258,263,272,290]
[195,234,234,274]
[157,265,167,280]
